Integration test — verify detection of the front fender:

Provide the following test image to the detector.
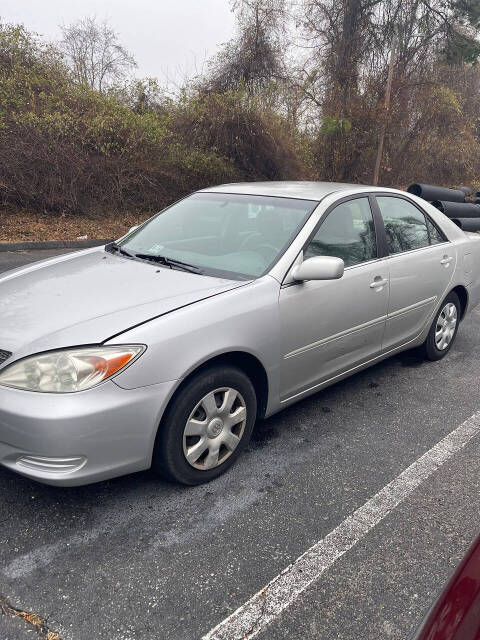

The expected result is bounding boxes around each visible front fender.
[107,276,282,413]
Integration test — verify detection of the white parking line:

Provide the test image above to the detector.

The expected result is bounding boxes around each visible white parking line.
[202,411,480,640]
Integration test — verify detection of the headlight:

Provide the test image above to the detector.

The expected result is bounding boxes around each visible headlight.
[0,345,145,393]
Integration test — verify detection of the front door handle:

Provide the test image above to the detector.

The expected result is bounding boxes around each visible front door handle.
[370,277,389,289]
[440,256,453,266]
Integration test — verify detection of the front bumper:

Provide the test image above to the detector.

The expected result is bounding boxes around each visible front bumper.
[0,379,177,486]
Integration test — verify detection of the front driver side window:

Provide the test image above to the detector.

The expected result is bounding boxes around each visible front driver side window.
[304,197,377,268]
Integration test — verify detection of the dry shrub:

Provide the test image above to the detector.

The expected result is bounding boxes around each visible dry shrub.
[2,21,480,218]
[169,91,305,181]
[0,25,285,214]
[0,24,307,216]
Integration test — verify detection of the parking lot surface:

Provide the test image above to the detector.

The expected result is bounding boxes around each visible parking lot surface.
[1,248,480,640]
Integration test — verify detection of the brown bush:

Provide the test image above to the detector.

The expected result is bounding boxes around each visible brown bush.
[169,91,306,181]
[2,20,480,218]
[0,24,308,215]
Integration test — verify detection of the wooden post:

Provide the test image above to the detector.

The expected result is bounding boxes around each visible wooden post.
[373,32,397,186]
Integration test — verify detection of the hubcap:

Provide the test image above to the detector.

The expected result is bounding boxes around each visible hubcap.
[207,417,224,438]
[183,387,247,470]
[435,302,457,351]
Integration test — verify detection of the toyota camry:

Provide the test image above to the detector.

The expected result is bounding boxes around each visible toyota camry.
[1,182,479,486]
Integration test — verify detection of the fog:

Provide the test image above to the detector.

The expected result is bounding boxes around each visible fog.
[1,0,236,83]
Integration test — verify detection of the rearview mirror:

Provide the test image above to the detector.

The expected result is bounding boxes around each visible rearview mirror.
[292,256,344,282]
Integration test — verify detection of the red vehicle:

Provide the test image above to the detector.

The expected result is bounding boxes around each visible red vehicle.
[415,534,480,639]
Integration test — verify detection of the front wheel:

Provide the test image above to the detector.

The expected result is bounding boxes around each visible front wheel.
[152,365,257,485]
[421,291,460,361]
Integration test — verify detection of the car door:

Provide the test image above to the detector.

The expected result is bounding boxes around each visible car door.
[278,195,390,402]
[374,195,456,351]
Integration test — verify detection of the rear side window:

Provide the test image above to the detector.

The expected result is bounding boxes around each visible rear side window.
[426,217,447,245]
[376,196,431,254]
[304,197,377,267]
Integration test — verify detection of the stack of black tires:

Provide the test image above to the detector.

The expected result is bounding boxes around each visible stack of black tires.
[407,183,480,232]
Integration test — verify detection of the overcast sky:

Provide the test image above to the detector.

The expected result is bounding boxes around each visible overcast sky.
[1,0,236,84]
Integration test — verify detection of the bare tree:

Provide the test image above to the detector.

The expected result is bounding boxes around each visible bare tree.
[206,0,288,96]
[292,0,480,180]
[60,17,136,92]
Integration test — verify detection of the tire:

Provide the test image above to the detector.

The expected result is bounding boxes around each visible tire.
[152,365,257,485]
[421,291,460,361]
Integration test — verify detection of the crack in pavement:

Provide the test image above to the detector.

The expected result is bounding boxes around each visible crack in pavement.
[242,587,269,639]
[0,594,62,639]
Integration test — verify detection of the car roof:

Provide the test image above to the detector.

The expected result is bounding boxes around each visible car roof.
[200,181,400,202]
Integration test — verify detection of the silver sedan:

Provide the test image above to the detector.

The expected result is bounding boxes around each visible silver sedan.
[1,182,479,486]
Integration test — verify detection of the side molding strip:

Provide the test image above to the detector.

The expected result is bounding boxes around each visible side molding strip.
[388,296,437,320]
[283,316,387,360]
[284,296,437,361]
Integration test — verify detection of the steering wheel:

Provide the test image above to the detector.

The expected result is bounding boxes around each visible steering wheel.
[238,232,262,250]
[255,243,279,261]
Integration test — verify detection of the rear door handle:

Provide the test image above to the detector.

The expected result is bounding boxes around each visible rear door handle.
[370,277,389,289]
[440,256,453,266]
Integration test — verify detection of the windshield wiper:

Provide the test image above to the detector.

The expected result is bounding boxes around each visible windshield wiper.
[134,253,204,274]
[107,242,203,274]
[106,242,135,258]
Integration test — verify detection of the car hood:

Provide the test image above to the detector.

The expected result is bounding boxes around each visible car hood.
[0,247,247,361]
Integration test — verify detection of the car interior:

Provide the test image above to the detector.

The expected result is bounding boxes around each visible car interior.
[125,194,313,277]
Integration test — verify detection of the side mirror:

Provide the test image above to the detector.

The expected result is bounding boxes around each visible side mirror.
[292,256,344,282]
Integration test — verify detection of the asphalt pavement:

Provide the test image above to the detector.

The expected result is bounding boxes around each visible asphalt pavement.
[1,249,480,640]
[0,247,77,272]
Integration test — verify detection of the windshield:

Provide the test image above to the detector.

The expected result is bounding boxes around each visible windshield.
[118,192,317,279]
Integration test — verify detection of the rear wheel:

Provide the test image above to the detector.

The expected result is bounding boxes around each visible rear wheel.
[152,365,257,485]
[421,291,460,361]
